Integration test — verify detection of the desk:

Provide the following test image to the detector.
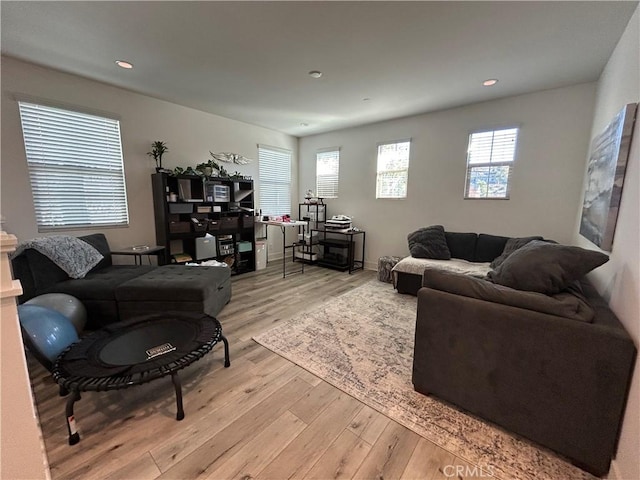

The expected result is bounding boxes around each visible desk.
[112,245,165,265]
[257,220,307,278]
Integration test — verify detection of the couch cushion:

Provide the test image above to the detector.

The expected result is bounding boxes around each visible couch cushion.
[487,241,609,294]
[408,225,451,260]
[474,234,510,263]
[393,256,491,278]
[422,268,594,322]
[444,232,477,261]
[79,233,113,270]
[490,236,544,268]
[41,266,155,301]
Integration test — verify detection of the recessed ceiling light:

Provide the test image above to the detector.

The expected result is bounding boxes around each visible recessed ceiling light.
[115,60,134,69]
[308,70,323,79]
[363,98,371,102]
[483,78,498,86]
[300,123,309,127]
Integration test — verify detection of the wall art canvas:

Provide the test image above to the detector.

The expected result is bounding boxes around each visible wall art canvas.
[579,103,637,251]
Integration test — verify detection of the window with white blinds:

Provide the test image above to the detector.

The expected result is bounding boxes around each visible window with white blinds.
[464,127,518,199]
[316,148,339,198]
[376,139,411,199]
[18,101,129,230]
[258,145,292,215]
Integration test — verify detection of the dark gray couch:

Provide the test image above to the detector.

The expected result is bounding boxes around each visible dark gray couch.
[412,258,636,476]
[11,234,231,329]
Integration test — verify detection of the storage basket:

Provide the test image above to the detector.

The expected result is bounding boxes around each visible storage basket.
[206,219,220,231]
[241,215,255,228]
[169,222,191,233]
[169,203,194,214]
[220,217,239,230]
[191,218,207,232]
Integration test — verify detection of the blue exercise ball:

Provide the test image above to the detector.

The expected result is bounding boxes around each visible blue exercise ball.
[18,305,79,362]
[25,293,87,334]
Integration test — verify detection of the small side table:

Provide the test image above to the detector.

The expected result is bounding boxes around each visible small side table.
[111,245,165,265]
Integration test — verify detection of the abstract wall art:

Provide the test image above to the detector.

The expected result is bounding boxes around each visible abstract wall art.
[579,103,637,251]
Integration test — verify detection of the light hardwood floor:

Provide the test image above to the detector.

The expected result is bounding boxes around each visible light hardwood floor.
[28,263,478,480]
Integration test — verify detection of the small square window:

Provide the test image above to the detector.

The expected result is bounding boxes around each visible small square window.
[316,148,339,198]
[464,128,518,199]
[376,140,411,199]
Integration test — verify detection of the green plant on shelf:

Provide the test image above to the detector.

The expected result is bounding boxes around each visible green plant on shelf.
[147,141,168,171]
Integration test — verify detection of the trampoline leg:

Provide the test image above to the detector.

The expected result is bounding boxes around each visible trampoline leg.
[221,334,231,368]
[172,373,185,421]
[59,384,69,397]
[65,390,81,445]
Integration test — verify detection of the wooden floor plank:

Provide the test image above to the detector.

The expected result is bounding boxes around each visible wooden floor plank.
[303,429,371,480]
[104,452,161,480]
[288,380,344,424]
[203,410,307,480]
[256,392,363,480]
[353,421,421,480]
[156,375,315,479]
[150,362,303,473]
[401,437,457,480]
[347,405,391,446]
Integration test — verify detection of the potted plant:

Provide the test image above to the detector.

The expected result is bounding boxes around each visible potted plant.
[147,141,168,172]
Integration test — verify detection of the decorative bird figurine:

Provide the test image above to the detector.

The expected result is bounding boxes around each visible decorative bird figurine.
[209,151,253,165]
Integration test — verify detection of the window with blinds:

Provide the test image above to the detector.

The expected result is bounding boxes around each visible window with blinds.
[464,127,518,199]
[376,139,411,199]
[258,144,292,215]
[18,101,129,230]
[316,148,339,198]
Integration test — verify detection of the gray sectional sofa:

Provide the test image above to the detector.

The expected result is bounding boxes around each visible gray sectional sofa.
[11,234,231,329]
[399,227,636,476]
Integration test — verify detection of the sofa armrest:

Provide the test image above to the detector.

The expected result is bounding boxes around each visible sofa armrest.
[413,287,636,475]
[421,267,594,322]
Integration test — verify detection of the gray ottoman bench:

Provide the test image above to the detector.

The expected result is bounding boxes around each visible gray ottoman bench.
[115,265,231,321]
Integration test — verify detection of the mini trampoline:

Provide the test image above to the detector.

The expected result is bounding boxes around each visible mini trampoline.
[52,312,230,445]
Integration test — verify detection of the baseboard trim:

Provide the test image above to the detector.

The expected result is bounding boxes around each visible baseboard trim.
[607,459,621,480]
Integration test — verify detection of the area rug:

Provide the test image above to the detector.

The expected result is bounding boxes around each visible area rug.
[253,280,594,480]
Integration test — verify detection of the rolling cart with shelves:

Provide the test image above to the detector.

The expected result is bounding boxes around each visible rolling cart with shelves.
[295,200,326,263]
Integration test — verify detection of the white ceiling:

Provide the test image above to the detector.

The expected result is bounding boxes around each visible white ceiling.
[1,1,637,137]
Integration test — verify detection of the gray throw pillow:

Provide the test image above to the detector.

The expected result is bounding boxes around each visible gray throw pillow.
[487,240,609,294]
[490,236,544,268]
[408,225,451,260]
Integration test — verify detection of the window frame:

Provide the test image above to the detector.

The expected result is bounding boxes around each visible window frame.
[463,127,519,200]
[315,147,340,199]
[375,138,411,199]
[17,99,130,231]
[258,144,292,216]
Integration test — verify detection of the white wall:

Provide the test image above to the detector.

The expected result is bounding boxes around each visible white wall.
[299,83,596,267]
[0,56,297,259]
[573,7,639,480]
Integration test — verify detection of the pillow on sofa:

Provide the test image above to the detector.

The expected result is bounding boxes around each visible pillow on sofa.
[490,236,544,268]
[422,268,594,322]
[475,234,510,263]
[487,241,609,294]
[444,232,477,261]
[408,225,451,260]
